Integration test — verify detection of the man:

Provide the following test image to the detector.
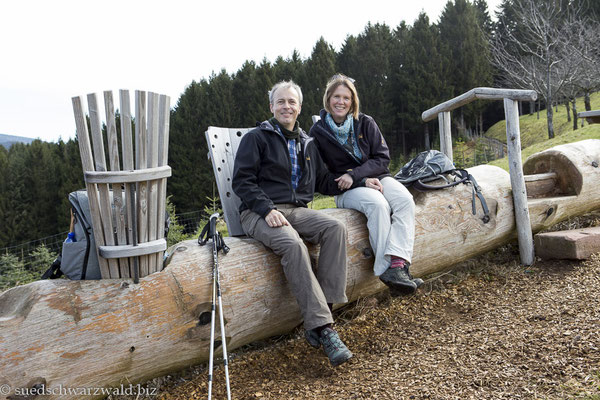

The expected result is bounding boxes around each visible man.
[232,80,353,367]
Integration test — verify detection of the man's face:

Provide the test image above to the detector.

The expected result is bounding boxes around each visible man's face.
[269,87,301,131]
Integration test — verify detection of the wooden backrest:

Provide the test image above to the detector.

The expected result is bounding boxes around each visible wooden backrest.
[72,90,171,279]
[205,127,252,236]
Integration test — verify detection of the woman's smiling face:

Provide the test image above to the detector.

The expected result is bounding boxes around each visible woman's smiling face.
[328,85,353,124]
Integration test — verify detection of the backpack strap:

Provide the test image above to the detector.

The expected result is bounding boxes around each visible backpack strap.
[412,169,469,191]
[467,173,490,223]
[42,256,64,279]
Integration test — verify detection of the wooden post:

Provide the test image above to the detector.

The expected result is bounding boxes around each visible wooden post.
[438,111,452,162]
[503,99,534,265]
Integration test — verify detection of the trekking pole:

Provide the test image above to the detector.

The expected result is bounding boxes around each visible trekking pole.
[129,184,139,284]
[200,213,231,400]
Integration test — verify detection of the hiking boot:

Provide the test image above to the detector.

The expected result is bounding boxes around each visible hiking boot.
[379,266,417,295]
[305,328,320,349]
[319,327,353,367]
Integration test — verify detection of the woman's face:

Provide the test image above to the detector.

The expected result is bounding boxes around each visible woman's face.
[328,85,353,123]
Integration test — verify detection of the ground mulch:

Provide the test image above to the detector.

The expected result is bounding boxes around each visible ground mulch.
[112,242,600,400]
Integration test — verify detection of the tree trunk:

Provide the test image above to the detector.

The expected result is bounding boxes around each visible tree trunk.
[2,140,600,399]
[585,91,591,111]
[566,101,571,122]
[537,100,540,119]
[424,124,430,150]
[530,101,535,115]
[547,105,555,139]
[572,98,578,131]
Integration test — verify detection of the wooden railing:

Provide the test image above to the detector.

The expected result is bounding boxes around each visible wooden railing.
[422,87,538,266]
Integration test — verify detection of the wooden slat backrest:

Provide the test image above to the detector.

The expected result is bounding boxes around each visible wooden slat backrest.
[72,90,171,279]
[205,126,252,237]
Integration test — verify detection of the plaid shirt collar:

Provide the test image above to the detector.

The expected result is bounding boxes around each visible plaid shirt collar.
[273,124,302,190]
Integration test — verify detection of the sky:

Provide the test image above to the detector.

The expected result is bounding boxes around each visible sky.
[0,0,502,143]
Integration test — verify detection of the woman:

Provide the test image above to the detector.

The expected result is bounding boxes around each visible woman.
[309,74,423,294]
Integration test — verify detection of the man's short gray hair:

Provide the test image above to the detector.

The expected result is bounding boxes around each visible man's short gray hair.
[268,80,303,106]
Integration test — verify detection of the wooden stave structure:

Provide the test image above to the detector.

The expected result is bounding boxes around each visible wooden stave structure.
[0,140,599,399]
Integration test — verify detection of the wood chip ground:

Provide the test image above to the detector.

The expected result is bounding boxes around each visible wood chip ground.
[110,220,600,400]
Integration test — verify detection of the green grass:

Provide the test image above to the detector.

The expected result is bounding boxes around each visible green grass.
[485,91,600,171]
[309,193,336,210]
[486,91,600,148]
[488,123,600,171]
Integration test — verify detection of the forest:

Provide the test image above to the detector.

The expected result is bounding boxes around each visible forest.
[0,0,598,256]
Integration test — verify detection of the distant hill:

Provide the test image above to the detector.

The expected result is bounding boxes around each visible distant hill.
[0,133,37,149]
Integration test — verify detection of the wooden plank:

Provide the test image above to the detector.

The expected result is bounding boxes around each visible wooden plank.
[104,91,130,278]
[422,88,537,122]
[87,93,120,278]
[229,127,249,156]
[71,96,110,279]
[146,93,160,274]
[205,127,246,236]
[438,111,452,162]
[84,166,171,183]
[504,98,534,265]
[156,94,170,271]
[578,110,600,124]
[135,91,149,277]
[98,238,167,259]
[119,90,136,277]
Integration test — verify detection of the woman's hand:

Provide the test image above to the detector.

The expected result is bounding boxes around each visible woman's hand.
[335,173,354,190]
[365,178,383,193]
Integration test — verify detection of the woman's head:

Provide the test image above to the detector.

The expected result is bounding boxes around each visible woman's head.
[323,74,360,121]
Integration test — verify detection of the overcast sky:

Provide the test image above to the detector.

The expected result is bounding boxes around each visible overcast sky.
[0,0,502,142]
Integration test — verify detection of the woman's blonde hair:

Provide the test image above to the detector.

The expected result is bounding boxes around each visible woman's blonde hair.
[323,74,360,120]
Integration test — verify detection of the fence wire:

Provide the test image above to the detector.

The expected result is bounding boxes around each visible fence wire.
[0,210,207,266]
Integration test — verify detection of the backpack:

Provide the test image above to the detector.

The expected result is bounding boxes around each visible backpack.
[394,150,490,223]
[43,190,102,280]
[42,190,171,280]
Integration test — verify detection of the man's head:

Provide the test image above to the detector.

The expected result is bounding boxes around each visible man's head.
[269,81,302,131]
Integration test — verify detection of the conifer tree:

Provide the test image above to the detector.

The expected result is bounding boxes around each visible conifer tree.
[438,0,492,136]
[168,80,214,215]
[301,37,337,128]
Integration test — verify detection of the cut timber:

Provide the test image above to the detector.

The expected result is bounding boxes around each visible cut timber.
[535,227,600,260]
[1,140,600,399]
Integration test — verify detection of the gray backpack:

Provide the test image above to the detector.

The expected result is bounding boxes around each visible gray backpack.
[394,150,490,223]
[43,190,171,280]
[43,190,102,280]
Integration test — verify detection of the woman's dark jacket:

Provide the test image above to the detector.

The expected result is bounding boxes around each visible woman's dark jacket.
[232,119,349,218]
[309,109,391,182]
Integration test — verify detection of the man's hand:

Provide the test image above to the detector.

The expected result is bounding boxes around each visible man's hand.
[335,173,354,190]
[265,209,289,227]
[365,178,383,193]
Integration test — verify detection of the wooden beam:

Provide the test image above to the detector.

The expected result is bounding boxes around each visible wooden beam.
[504,98,534,266]
[422,88,537,122]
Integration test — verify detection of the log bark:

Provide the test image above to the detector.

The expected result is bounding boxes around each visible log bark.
[1,140,599,399]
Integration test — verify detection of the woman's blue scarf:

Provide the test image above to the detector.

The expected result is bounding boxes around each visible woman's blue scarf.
[325,113,362,161]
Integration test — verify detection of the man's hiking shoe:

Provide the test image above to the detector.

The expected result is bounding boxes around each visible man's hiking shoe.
[319,327,353,367]
[379,266,417,295]
[305,328,320,349]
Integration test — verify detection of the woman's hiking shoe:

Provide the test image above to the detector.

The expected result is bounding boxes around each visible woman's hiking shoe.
[379,266,418,295]
[319,327,353,367]
[305,328,321,349]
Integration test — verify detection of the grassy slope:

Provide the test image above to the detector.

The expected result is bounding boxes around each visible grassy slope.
[487,92,600,170]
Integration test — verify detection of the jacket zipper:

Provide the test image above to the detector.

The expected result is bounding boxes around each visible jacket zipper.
[315,123,362,165]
